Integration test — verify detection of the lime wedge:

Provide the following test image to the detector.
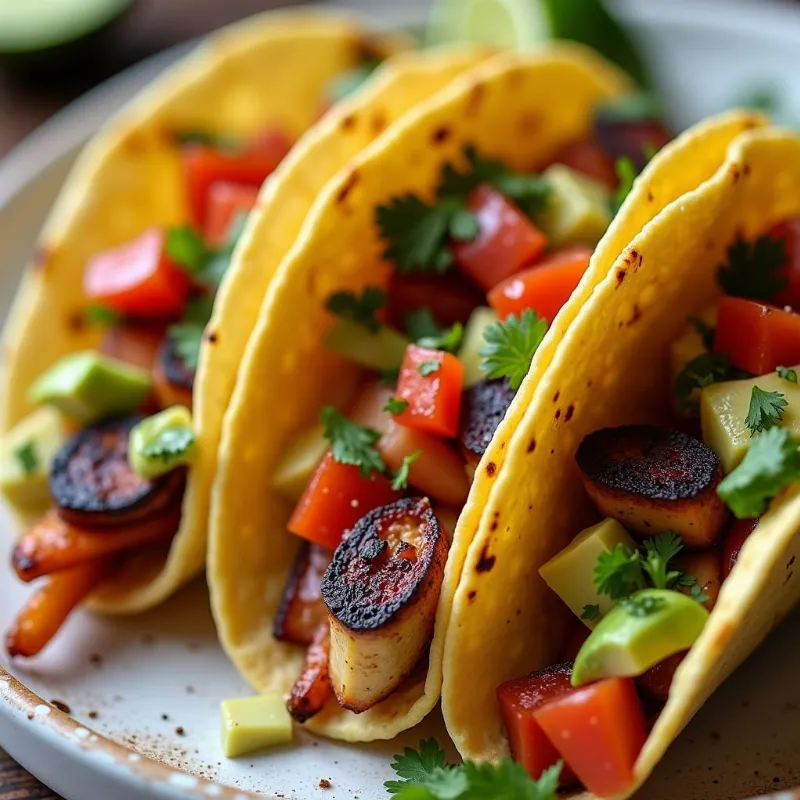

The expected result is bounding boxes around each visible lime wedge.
[427,0,549,50]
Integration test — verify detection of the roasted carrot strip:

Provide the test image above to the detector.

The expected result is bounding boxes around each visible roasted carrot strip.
[6,560,111,658]
[286,624,333,723]
[13,507,181,582]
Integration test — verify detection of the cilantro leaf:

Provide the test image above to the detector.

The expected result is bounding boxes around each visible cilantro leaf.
[320,406,385,478]
[392,450,421,491]
[688,316,716,351]
[386,739,449,793]
[612,156,637,213]
[675,352,751,412]
[326,287,387,333]
[718,426,800,518]
[620,593,666,617]
[418,360,441,377]
[745,385,788,436]
[84,304,121,327]
[594,543,645,600]
[581,603,600,621]
[717,234,788,302]
[458,759,560,800]
[419,323,463,353]
[691,582,710,605]
[404,309,463,353]
[384,397,409,415]
[480,310,547,390]
[14,442,38,476]
[167,295,214,373]
[165,226,210,275]
[141,428,196,463]
[778,366,798,383]
[641,532,685,590]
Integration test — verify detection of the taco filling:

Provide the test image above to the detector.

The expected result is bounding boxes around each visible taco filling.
[495,219,800,797]
[269,107,673,722]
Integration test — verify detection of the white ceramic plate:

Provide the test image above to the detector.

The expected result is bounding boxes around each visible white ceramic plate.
[2,2,800,798]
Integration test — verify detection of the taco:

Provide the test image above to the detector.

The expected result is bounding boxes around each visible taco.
[0,10,435,658]
[440,126,800,798]
[208,47,765,743]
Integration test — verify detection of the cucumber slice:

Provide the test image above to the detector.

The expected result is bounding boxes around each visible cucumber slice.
[325,319,409,373]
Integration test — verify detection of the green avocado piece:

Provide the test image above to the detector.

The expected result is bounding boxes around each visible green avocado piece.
[129,406,196,480]
[0,407,67,515]
[272,424,327,503]
[220,693,292,758]
[458,306,499,388]
[572,589,709,686]
[29,351,151,424]
[325,319,409,372]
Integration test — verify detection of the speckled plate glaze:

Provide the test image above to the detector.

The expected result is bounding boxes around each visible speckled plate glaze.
[3,1,800,798]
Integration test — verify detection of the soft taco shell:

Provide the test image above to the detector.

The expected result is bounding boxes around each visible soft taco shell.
[209,45,635,742]
[0,10,408,614]
[442,126,800,800]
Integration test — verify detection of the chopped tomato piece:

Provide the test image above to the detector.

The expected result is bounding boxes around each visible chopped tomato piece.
[394,345,464,438]
[204,182,259,247]
[487,245,592,323]
[386,271,484,330]
[247,126,293,160]
[349,381,395,434]
[451,184,547,291]
[722,517,759,579]
[549,137,617,189]
[98,323,164,371]
[533,677,647,798]
[769,218,800,308]
[714,297,800,375]
[84,229,191,319]
[380,420,469,506]
[288,451,399,549]
[636,651,686,703]
[497,664,578,788]
[181,145,286,228]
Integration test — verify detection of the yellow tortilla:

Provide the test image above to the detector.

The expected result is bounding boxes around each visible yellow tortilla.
[0,10,408,614]
[442,126,800,800]
[208,45,635,742]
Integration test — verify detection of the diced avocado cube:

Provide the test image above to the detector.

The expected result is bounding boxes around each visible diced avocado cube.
[220,694,292,758]
[272,424,327,502]
[537,164,612,246]
[670,306,717,413]
[0,407,67,515]
[29,351,151,424]
[129,406,196,480]
[325,319,409,372]
[701,368,800,474]
[572,589,709,686]
[539,518,637,628]
[458,306,499,388]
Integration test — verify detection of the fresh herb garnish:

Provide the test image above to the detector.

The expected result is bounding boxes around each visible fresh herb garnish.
[141,428,196,462]
[778,366,798,383]
[14,442,38,476]
[717,234,788,301]
[418,360,441,377]
[480,310,547,390]
[745,385,788,436]
[326,287,387,333]
[688,316,716,351]
[320,406,385,479]
[675,352,751,412]
[612,156,637,213]
[640,533,686,589]
[385,738,561,800]
[620,594,666,618]
[581,604,601,622]
[168,295,215,372]
[165,226,210,275]
[84,304,121,327]
[420,323,463,353]
[718,426,800,518]
[690,583,710,605]
[384,397,409,415]
[392,451,421,491]
[404,309,463,353]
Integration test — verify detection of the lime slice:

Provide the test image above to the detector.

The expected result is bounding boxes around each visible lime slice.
[427,0,549,50]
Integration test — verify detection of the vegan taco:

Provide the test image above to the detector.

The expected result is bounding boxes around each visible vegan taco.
[209,45,764,743]
[440,125,800,799]
[0,10,428,657]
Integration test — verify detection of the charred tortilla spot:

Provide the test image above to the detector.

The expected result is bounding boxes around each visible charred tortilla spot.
[784,570,794,586]
[647,190,654,202]
[50,416,185,528]
[527,438,536,453]
[459,378,515,467]
[67,311,87,333]
[476,544,496,573]
[553,391,560,403]
[467,590,477,603]
[205,331,218,344]
[555,409,561,420]
[788,556,796,568]
[616,268,627,285]
[341,114,356,131]
[743,163,751,176]
[731,165,741,183]
[371,111,386,135]
[432,126,451,144]
[486,461,497,477]
[565,405,575,422]
[337,170,359,204]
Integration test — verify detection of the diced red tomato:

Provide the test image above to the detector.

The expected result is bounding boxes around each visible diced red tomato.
[722,517,759,579]
[450,185,547,292]
[594,119,671,172]
[636,651,687,703]
[548,137,617,189]
[769,218,800,308]
[497,664,579,788]
[379,420,469,507]
[98,323,164,371]
[394,345,464,439]
[714,297,800,375]
[487,245,592,323]
[560,621,591,663]
[247,126,293,160]
[534,677,647,798]
[181,145,286,228]
[349,381,395,434]
[204,182,259,247]
[83,229,191,319]
[386,271,484,330]
[288,451,399,549]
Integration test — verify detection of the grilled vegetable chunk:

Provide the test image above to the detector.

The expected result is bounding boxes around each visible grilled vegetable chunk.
[50,416,186,528]
[154,336,194,410]
[576,426,728,548]
[459,378,515,478]
[286,624,333,723]
[274,542,331,646]
[322,497,447,713]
